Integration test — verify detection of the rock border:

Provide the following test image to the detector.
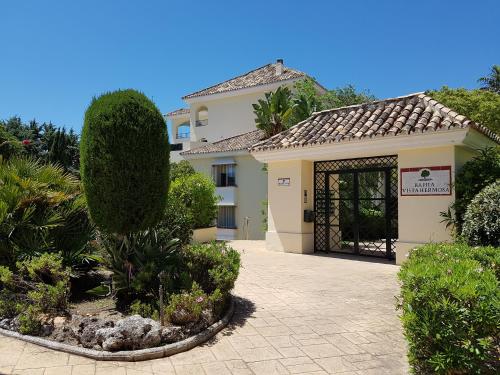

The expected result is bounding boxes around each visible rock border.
[0,298,234,361]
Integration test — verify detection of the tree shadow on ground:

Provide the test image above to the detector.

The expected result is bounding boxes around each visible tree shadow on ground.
[202,295,256,346]
[310,251,398,266]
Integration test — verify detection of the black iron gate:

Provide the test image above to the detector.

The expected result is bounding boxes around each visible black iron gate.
[314,156,398,259]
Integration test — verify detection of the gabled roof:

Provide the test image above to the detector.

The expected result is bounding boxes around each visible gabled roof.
[166,108,190,117]
[182,62,308,100]
[181,130,266,156]
[251,93,499,152]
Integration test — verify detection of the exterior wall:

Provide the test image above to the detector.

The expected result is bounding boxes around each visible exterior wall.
[262,144,483,263]
[266,160,314,253]
[395,146,456,263]
[169,115,191,162]
[188,153,267,240]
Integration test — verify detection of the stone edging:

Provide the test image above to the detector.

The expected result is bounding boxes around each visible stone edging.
[0,298,234,361]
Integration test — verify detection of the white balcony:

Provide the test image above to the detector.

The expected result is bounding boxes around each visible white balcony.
[216,186,236,206]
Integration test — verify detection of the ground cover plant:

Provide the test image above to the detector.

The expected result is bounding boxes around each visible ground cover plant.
[398,243,499,374]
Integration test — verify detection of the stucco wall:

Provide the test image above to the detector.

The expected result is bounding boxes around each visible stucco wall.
[188,153,267,240]
[188,81,299,145]
[266,160,314,253]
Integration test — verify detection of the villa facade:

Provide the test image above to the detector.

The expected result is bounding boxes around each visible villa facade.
[250,93,499,264]
[166,60,324,240]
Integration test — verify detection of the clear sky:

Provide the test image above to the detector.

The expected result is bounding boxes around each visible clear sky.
[1,0,499,134]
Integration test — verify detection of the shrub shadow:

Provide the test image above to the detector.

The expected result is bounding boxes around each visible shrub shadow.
[202,295,256,346]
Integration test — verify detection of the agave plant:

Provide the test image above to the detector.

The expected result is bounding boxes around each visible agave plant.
[99,229,180,308]
[0,157,97,271]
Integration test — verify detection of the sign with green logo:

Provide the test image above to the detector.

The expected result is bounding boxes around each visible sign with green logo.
[400,166,451,196]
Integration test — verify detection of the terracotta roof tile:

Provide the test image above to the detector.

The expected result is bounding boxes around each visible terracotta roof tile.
[181,130,266,156]
[250,93,500,152]
[182,62,306,99]
[166,108,190,117]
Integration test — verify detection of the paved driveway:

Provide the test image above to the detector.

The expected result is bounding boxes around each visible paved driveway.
[0,240,408,374]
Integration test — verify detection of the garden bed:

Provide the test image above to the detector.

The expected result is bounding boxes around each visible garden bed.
[0,297,233,361]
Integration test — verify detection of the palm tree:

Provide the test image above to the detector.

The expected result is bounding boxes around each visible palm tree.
[252,86,294,137]
[478,65,500,94]
[0,157,96,270]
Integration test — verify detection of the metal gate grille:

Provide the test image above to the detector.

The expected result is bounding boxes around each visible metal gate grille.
[314,155,398,259]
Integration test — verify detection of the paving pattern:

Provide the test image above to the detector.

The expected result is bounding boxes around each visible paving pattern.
[0,240,409,374]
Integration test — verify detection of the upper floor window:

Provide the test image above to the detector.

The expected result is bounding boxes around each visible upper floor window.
[213,164,236,187]
[195,106,208,127]
[176,122,190,139]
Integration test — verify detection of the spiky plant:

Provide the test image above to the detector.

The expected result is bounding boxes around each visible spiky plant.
[253,86,294,137]
[0,157,96,270]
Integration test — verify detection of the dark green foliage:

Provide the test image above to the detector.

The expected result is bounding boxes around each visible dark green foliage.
[0,157,97,273]
[428,87,500,134]
[129,299,159,320]
[160,194,194,245]
[170,173,218,229]
[448,148,500,232]
[320,84,376,109]
[0,117,79,172]
[100,229,180,309]
[170,160,195,181]
[398,243,499,374]
[462,181,500,246]
[181,242,240,296]
[80,89,170,234]
[0,124,23,160]
[292,78,376,123]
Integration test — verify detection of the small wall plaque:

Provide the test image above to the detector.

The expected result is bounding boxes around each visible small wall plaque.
[278,177,290,186]
[400,166,451,196]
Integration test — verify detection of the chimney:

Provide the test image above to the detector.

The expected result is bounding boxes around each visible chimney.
[276,59,284,76]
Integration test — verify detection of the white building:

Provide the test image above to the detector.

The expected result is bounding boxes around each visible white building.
[166,60,324,240]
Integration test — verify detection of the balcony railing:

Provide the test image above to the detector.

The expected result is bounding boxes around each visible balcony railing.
[170,143,183,151]
[176,132,190,139]
[195,119,208,127]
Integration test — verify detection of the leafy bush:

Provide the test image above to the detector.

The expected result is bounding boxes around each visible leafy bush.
[462,181,500,247]
[129,299,159,320]
[398,243,499,374]
[0,157,96,273]
[170,160,195,181]
[170,173,218,229]
[428,87,500,134]
[181,242,240,296]
[18,306,42,335]
[159,194,194,245]
[445,147,500,233]
[80,89,170,234]
[165,283,207,325]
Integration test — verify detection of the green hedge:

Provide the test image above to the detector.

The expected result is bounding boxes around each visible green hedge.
[462,181,500,247]
[81,89,170,234]
[398,243,499,374]
[170,173,218,229]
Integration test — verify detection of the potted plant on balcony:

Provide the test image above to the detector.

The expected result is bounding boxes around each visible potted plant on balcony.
[170,173,219,242]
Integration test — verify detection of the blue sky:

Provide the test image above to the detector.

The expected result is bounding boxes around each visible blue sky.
[1,0,499,134]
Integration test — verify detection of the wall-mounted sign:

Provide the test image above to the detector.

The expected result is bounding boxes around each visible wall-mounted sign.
[278,177,290,186]
[400,166,451,196]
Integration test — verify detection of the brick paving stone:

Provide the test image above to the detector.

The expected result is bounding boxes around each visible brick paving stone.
[0,240,408,374]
